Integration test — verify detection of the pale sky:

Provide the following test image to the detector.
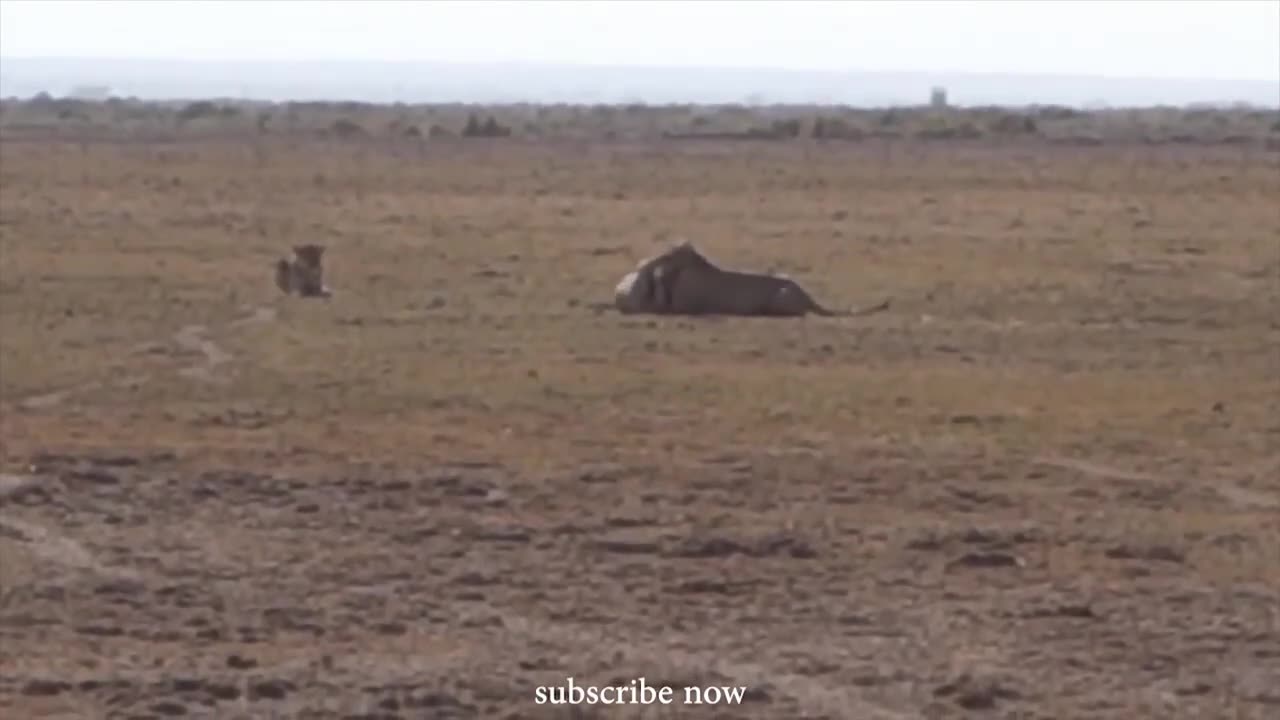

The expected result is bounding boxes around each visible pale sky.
[1,0,1278,82]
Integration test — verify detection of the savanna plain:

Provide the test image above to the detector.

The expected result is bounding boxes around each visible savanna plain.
[1,103,1279,719]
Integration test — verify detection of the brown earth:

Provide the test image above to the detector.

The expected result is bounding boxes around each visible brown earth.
[1,124,1278,719]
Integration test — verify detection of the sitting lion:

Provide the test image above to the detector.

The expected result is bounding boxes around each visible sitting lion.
[274,244,332,298]
[614,241,890,317]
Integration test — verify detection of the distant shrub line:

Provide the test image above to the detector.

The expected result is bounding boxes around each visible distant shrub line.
[2,94,1276,148]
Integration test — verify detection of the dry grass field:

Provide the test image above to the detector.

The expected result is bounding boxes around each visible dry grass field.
[1,101,1279,719]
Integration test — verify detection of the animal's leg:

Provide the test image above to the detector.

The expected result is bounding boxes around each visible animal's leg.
[652,264,680,314]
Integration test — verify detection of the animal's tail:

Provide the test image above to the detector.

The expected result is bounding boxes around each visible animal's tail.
[816,297,892,317]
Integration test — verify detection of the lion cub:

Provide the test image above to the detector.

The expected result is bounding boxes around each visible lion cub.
[274,244,332,298]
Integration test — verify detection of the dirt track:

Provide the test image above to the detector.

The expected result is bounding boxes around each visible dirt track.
[1,130,1278,719]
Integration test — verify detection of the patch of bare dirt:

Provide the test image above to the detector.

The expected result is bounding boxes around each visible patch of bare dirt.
[1,450,1276,719]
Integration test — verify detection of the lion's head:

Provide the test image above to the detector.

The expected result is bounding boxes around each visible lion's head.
[292,244,326,268]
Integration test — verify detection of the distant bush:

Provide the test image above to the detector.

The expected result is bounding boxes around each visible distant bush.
[770,118,802,139]
[176,101,239,122]
[329,118,367,139]
[916,123,983,141]
[877,109,902,128]
[462,113,511,138]
[177,101,222,123]
[1035,106,1083,121]
[988,113,1038,136]
[813,117,864,141]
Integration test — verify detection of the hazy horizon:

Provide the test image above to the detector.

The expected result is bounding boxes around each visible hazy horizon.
[2,1,1277,107]
[4,56,1277,108]
[8,54,1279,84]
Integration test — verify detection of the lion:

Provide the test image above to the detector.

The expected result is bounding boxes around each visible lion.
[274,244,332,298]
[614,241,890,317]
[614,251,665,315]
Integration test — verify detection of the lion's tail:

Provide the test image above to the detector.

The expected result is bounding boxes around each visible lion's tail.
[827,297,892,317]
